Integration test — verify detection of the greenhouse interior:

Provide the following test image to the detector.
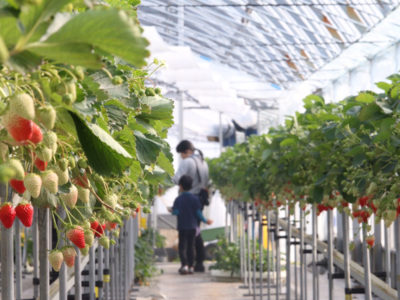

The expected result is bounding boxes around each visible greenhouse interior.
[3,0,400,300]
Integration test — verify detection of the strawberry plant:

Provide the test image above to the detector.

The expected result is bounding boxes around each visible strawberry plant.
[209,73,400,237]
[0,0,174,270]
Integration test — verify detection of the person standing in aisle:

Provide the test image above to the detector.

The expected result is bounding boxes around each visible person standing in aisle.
[173,140,210,272]
[171,175,212,275]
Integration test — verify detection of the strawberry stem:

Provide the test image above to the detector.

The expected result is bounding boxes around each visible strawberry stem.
[51,211,62,249]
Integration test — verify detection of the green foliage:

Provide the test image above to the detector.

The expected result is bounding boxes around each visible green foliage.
[209,237,274,276]
[209,73,400,227]
[134,228,163,284]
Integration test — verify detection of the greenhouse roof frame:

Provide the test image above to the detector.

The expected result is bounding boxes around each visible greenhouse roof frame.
[139,0,400,90]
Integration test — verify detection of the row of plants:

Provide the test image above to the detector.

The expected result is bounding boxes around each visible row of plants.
[209,237,274,276]
[209,73,400,247]
[0,0,173,271]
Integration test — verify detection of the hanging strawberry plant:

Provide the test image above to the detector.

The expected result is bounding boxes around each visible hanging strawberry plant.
[0,0,174,270]
[209,74,400,230]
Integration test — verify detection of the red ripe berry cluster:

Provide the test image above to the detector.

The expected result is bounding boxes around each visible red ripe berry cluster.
[0,202,34,228]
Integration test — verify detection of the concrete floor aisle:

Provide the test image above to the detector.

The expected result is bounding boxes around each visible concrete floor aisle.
[132,262,246,300]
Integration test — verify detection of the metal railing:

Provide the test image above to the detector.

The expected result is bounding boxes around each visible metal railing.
[227,200,399,300]
[0,187,139,300]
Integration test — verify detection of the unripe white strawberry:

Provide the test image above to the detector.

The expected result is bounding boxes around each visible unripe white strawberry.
[77,186,90,203]
[60,184,78,208]
[41,171,58,194]
[55,167,69,185]
[84,230,94,247]
[22,190,31,201]
[80,245,90,256]
[58,158,68,171]
[36,147,52,162]
[49,250,64,272]
[37,106,56,130]
[24,173,42,198]
[7,159,24,180]
[10,93,35,120]
[43,131,57,155]
[105,193,118,209]
[99,236,110,249]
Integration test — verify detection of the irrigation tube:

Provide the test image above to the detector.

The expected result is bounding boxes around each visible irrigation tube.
[327,210,334,300]
[286,207,291,300]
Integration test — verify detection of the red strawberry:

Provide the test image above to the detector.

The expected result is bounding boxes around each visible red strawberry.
[106,221,117,231]
[2,113,33,142]
[10,179,26,194]
[66,226,85,249]
[95,223,106,237]
[358,196,369,207]
[15,202,33,227]
[34,157,47,171]
[72,173,89,188]
[0,203,16,228]
[27,123,43,144]
[366,235,375,248]
[90,220,99,232]
[49,250,64,271]
[62,246,77,267]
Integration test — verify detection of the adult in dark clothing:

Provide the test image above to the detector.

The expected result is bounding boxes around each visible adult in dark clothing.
[173,140,210,272]
[171,175,212,274]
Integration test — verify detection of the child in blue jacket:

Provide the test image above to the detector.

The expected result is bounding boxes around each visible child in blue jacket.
[171,175,212,274]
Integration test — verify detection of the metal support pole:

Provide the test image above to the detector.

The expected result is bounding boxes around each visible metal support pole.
[1,185,14,300]
[395,218,400,299]
[98,245,104,299]
[59,210,67,300]
[384,224,391,287]
[89,245,95,300]
[327,210,334,300]
[110,244,116,300]
[74,247,82,300]
[362,224,372,300]
[104,244,110,299]
[252,209,256,300]
[275,204,281,300]
[246,203,252,294]
[39,208,50,300]
[312,205,318,300]
[15,219,22,300]
[343,213,352,300]
[33,207,39,299]
[286,207,291,300]
[259,211,263,300]
[300,208,305,300]
[267,210,271,300]
[294,212,298,300]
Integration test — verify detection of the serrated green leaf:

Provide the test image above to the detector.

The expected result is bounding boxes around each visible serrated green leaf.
[129,160,142,183]
[42,8,149,67]
[157,151,174,176]
[27,42,102,68]
[138,95,174,120]
[355,92,375,103]
[0,14,20,47]
[20,0,73,34]
[69,111,132,176]
[134,131,163,165]
[312,186,324,203]
[280,137,297,147]
[376,81,391,93]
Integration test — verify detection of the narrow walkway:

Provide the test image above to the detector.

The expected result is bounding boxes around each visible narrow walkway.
[132,262,245,300]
